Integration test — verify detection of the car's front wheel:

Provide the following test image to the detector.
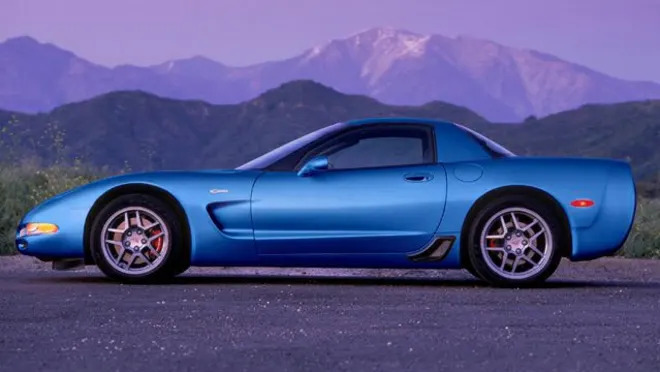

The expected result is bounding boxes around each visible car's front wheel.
[466,196,563,286]
[90,194,187,283]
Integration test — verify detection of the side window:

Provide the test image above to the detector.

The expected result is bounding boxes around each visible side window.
[299,126,435,170]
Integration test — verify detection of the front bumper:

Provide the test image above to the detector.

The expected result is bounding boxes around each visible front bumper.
[15,227,79,260]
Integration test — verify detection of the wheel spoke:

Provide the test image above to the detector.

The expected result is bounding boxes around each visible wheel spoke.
[125,253,137,268]
[138,252,153,266]
[530,229,545,241]
[500,253,508,270]
[511,213,521,230]
[486,246,505,251]
[149,231,164,242]
[135,211,143,228]
[511,256,521,272]
[528,244,544,257]
[499,216,508,233]
[115,248,126,264]
[486,234,505,239]
[124,212,131,229]
[147,245,160,255]
[521,255,537,267]
[143,221,160,231]
[106,239,123,246]
[108,227,125,234]
[523,219,538,232]
[146,245,160,257]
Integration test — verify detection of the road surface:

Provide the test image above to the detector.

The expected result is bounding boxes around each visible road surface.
[0,256,659,371]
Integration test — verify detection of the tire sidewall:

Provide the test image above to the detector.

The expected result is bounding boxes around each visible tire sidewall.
[467,195,563,286]
[90,194,184,282]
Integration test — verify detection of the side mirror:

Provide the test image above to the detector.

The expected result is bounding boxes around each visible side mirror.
[297,156,329,177]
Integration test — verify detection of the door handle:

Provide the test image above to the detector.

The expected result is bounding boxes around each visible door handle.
[404,173,433,182]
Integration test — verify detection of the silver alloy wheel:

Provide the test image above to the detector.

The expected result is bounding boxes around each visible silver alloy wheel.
[100,206,170,275]
[479,207,553,280]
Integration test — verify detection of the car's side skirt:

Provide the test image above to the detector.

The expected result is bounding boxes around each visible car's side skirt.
[407,236,455,262]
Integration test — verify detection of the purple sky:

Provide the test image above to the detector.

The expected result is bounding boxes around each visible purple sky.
[2,0,660,82]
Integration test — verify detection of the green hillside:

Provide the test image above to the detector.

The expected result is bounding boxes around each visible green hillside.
[0,81,487,170]
[478,100,660,178]
[1,80,660,180]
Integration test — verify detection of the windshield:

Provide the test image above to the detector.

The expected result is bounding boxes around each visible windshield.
[455,124,515,158]
[237,122,348,170]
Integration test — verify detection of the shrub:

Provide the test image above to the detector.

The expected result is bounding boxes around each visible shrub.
[621,198,660,258]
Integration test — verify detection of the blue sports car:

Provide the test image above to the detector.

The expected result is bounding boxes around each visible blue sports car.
[16,118,636,286]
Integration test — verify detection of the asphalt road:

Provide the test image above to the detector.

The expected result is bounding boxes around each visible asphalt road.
[0,257,659,372]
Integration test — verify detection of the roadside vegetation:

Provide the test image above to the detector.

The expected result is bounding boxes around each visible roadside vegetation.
[1,164,659,258]
[623,198,660,258]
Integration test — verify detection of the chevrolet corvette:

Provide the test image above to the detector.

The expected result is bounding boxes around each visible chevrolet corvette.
[16,118,636,286]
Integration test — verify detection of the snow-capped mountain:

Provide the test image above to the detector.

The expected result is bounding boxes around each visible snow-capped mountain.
[2,28,660,121]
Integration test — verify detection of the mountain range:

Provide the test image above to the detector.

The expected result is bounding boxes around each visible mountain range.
[0,81,485,171]
[2,27,660,121]
[1,80,659,180]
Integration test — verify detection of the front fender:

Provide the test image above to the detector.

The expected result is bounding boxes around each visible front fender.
[17,170,263,264]
[17,181,114,258]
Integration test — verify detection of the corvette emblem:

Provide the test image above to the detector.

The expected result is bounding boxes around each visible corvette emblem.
[209,189,229,194]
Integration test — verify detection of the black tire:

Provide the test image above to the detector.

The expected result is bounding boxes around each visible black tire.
[466,195,563,287]
[463,262,479,278]
[90,193,188,283]
[173,260,191,276]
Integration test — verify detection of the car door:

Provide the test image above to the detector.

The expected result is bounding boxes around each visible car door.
[250,123,447,255]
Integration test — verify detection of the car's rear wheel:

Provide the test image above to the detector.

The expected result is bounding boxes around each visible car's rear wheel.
[90,194,187,283]
[466,196,562,286]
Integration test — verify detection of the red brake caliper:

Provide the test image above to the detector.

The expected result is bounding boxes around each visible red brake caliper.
[151,228,163,257]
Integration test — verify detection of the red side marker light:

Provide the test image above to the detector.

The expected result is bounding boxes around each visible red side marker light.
[571,199,595,208]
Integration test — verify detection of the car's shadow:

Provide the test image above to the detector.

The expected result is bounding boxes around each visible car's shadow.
[33,272,660,289]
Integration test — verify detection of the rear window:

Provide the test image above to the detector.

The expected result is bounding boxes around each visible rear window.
[455,124,515,158]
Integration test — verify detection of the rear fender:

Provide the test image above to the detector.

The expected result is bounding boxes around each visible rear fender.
[437,157,634,264]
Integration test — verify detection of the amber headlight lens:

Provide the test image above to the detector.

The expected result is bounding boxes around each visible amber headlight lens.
[19,223,59,237]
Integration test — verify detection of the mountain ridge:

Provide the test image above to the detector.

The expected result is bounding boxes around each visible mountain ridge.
[2,29,660,121]
[1,80,659,180]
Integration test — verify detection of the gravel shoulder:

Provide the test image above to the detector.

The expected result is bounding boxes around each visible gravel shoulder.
[2,254,660,282]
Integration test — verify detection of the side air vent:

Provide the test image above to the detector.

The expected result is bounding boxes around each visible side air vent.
[408,236,455,262]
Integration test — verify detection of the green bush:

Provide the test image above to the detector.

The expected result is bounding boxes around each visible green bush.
[1,164,659,259]
[620,198,660,258]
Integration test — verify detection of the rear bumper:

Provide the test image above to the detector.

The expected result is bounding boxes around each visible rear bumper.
[570,162,636,261]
